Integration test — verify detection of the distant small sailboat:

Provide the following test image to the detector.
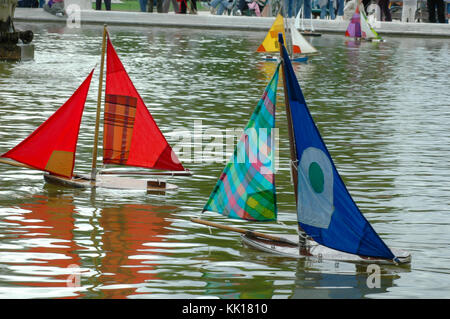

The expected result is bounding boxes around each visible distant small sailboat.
[289,19,318,56]
[0,25,191,192]
[192,33,410,265]
[345,3,383,42]
[257,13,318,63]
[295,6,322,37]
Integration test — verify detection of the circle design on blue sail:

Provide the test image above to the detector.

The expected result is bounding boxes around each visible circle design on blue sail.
[297,147,334,229]
[308,162,324,193]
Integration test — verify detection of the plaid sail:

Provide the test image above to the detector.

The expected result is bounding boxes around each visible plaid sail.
[103,94,137,165]
[203,63,280,221]
[104,34,185,171]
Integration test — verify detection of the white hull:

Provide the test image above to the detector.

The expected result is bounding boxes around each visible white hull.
[44,173,178,192]
[241,234,411,265]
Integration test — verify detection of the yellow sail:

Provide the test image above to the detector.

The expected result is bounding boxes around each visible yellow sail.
[256,14,286,53]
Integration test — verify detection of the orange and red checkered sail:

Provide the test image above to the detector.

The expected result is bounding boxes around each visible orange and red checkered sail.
[104,35,184,171]
[1,70,94,178]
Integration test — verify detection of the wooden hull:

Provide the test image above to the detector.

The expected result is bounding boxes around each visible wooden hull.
[349,37,384,43]
[241,234,411,265]
[300,32,322,37]
[43,173,178,192]
[44,174,91,188]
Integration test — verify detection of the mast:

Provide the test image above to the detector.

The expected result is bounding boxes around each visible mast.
[281,3,292,57]
[279,34,298,203]
[278,33,308,249]
[296,7,304,31]
[309,0,315,32]
[90,24,107,182]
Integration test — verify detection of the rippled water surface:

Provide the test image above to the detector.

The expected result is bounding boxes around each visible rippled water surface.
[0,23,449,299]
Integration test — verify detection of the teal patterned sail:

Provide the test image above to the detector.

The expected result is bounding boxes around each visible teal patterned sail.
[203,64,280,221]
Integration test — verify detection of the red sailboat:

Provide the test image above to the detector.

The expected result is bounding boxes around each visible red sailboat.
[0,26,191,191]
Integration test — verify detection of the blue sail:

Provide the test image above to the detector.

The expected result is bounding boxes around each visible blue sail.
[279,35,395,260]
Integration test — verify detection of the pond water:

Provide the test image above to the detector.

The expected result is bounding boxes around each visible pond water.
[0,23,449,299]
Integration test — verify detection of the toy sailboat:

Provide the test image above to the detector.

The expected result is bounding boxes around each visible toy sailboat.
[0,26,191,192]
[192,34,410,265]
[295,5,322,37]
[345,3,383,42]
[257,13,318,63]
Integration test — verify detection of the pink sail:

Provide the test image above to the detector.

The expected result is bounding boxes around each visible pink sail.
[345,6,363,38]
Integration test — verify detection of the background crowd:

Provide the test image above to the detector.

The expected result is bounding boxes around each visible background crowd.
[16,0,450,23]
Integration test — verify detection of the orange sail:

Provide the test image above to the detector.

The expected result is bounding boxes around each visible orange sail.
[1,70,94,178]
[104,35,184,171]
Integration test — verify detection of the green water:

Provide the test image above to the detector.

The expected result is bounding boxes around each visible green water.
[0,23,449,299]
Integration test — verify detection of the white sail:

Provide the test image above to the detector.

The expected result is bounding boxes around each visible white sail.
[289,21,318,55]
[295,8,303,30]
[359,3,381,40]
[295,3,315,32]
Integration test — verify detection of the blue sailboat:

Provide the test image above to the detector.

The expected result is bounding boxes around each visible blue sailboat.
[242,33,410,264]
[192,34,410,265]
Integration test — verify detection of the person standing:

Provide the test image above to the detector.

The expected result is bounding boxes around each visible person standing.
[139,0,147,11]
[179,0,187,13]
[190,0,198,13]
[284,0,294,17]
[180,0,197,13]
[294,0,313,18]
[378,0,392,21]
[319,0,335,19]
[427,0,446,23]
[446,0,450,23]
[335,0,344,19]
[148,0,163,12]
[96,0,111,10]
[162,0,180,13]
[209,0,233,15]
[293,0,301,16]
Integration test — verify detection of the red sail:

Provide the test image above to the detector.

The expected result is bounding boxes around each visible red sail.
[104,35,184,171]
[1,70,94,178]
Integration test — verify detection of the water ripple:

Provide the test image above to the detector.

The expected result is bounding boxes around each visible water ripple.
[0,25,448,299]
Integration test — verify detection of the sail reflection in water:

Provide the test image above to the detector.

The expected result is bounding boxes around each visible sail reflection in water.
[97,204,175,298]
[0,191,179,298]
[0,194,84,298]
[292,261,399,299]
